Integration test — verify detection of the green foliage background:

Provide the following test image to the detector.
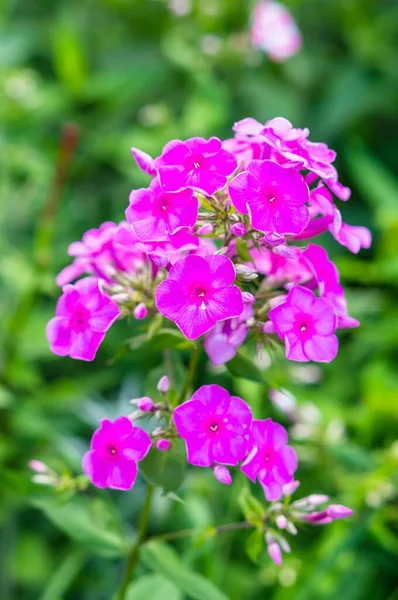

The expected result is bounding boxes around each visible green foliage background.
[1,0,397,599]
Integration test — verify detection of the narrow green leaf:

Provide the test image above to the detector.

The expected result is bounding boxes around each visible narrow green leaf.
[140,441,187,493]
[125,574,182,600]
[226,352,265,383]
[39,549,85,600]
[141,541,229,600]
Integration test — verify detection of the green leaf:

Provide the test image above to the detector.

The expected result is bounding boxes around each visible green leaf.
[245,529,264,564]
[237,485,265,527]
[141,541,229,600]
[125,574,182,600]
[39,549,85,600]
[140,442,187,493]
[147,328,192,351]
[235,239,252,263]
[32,495,127,558]
[226,352,265,383]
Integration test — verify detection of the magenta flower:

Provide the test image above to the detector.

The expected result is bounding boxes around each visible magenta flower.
[155,254,244,340]
[173,384,252,467]
[82,417,151,490]
[131,147,156,176]
[304,504,353,525]
[156,137,237,196]
[251,1,302,62]
[241,418,297,501]
[229,160,309,235]
[126,178,198,242]
[204,298,254,366]
[46,278,120,361]
[268,285,338,362]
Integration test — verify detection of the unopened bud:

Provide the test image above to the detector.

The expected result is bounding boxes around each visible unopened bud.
[268,294,287,308]
[261,232,285,247]
[133,303,148,320]
[283,480,300,496]
[266,535,282,566]
[230,223,247,237]
[213,465,232,485]
[136,397,155,412]
[147,251,170,268]
[263,321,275,334]
[156,438,171,452]
[327,504,353,519]
[242,291,256,304]
[273,244,297,259]
[157,375,169,393]
[235,265,258,281]
[197,223,214,235]
[32,474,55,486]
[306,494,329,507]
[276,515,288,529]
[28,460,48,474]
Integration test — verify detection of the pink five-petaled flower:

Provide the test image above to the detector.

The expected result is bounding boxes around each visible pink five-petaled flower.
[126,178,198,242]
[82,417,151,490]
[173,384,252,467]
[241,418,297,501]
[155,137,237,196]
[229,160,309,235]
[46,277,120,361]
[155,254,244,340]
[268,286,338,363]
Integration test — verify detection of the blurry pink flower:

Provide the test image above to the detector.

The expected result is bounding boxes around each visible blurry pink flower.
[251,1,302,62]
[332,223,372,254]
[156,438,171,452]
[229,160,309,235]
[136,397,155,412]
[173,384,252,467]
[155,254,244,340]
[241,418,297,501]
[46,278,120,361]
[223,118,271,168]
[126,178,198,242]
[28,460,49,474]
[156,137,237,196]
[269,285,338,362]
[266,536,283,565]
[82,417,151,490]
[133,303,148,320]
[304,504,353,525]
[204,297,253,366]
[157,375,170,393]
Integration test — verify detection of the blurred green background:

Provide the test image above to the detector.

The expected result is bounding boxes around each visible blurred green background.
[1,0,398,599]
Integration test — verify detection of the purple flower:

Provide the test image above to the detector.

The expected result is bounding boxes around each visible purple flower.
[126,178,198,242]
[131,147,156,176]
[156,137,237,196]
[229,160,309,235]
[269,286,338,363]
[304,504,353,525]
[213,465,232,485]
[155,254,244,340]
[241,418,297,501]
[82,417,151,490]
[204,298,253,366]
[173,384,252,467]
[46,278,120,361]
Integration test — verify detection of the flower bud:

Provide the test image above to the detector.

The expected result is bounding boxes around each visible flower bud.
[276,515,288,529]
[133,303,148,320]
[28,460,49,474]
[213,465,232,485]
[306,494,329,507]
[230,223,247,237]
[242,291,256,304]
[263,321,275,334]
[235,265,258,281]
[156,438,171,452]
[136,396,155,412]
[262,232,285,247]
[32,474,56,486]
[282,480,300,496]
[157,375,169,393]
[269,388,296,418]
[197,223,214,235]
[266,536,282,566]
[268,294,287,308]
[327,504,353,520]
[273,244,297,259]
[147,251,170,268]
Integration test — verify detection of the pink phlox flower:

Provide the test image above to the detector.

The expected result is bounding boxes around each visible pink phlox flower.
[268,285,339,362]
[46,277,120,361]
[204,298,254,365]
[82,417,151,490]
[229,160,310,235]
[251,1,302,62]
[56,222,146,286]
[155,254,244,340]
[222,118,271,168]
[173,384,252,467]
[156,137,237,195]
[131,147,157,176]
[241,418,297,501]
[126,178,198,242]
[331,222,372,254]
[250,246,311,287]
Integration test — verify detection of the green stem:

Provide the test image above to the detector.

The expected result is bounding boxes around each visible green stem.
[147,520,253,544]
[177,343,200,405]
[117,484,154,600]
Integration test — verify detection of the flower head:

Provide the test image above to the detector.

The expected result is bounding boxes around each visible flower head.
[155,254,244,340]
[269,285,338,362]
[46,278,120,361]
[156,137,237,195]
[241,418,297,501]
[173,384,252,467]
[82,417,151,490]
[126,178,198,242]
[229,160,309,235]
